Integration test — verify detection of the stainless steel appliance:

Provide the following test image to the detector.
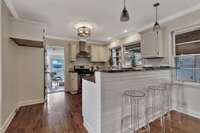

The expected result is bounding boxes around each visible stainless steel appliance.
[74,65,94,92]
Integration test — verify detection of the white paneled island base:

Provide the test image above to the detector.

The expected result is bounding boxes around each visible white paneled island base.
[82,70,170,133]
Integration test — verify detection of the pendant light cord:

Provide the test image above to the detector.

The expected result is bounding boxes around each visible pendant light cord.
[156,6,158,22]
[124,0,126,8]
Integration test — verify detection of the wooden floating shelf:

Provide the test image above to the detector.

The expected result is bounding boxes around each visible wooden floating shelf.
[10,37,44,48]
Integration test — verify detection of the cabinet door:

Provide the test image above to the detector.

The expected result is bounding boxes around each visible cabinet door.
[70,44,77,61]
[91,45,108,62]
[99,46,108,62]
[90,45,99,62]
[69,73,78,94]
[141,31,163,58]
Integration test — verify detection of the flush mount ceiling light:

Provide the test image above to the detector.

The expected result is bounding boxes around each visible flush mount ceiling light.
[77,26,91,38]
[120,0,130,22]
[153,2,161,33]
[124,29,128,33]
[107,37,112,40]
[74,22,93,39]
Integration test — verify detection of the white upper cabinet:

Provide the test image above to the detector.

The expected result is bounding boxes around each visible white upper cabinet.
[10,18,46,48]
[141,30,164,58]
[90,45,108,62]
[69,43,78,62]
[10,18,46,41]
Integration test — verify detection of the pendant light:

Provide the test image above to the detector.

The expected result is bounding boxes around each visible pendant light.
[120,0,130,22]
[153,3,160,32]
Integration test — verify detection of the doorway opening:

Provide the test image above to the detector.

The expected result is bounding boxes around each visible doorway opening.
[45,46,65,94]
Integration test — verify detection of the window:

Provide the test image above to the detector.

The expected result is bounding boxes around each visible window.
[110,47,121,66]
[174,28,200,83]
[123,42,142,67]
[50,57,65,81]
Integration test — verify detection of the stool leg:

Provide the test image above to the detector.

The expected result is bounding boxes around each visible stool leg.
[160,116,166,133]
[161,90,166,133]
[121,95,125,133]
[145,92,151,133]
[136,98,139,133]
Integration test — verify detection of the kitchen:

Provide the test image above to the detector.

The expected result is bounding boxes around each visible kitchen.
[1,0,200,133]
[67,40,108,94]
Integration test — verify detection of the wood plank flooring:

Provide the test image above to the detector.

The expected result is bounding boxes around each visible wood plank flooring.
[6,92,87,133]
[150,111,200,133]
[6,92,200,133]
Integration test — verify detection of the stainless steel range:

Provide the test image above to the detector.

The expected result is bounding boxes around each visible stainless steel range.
[74,65,94,92]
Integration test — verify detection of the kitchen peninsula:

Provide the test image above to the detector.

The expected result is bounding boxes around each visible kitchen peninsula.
[82,68,171,133]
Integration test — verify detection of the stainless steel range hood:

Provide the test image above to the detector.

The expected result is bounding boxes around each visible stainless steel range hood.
[77,41,90,58]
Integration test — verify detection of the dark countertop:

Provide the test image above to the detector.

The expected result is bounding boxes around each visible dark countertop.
[82,75,95,83]
[69,66,172,82]
[100,66,172,73]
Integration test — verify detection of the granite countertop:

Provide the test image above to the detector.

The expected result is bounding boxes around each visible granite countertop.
[100,66,172,73]
[82,75,95,83]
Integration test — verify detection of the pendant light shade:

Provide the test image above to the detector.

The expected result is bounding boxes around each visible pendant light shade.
[153,21,160,32]
[120,0,130,22]
[153,3,160,32]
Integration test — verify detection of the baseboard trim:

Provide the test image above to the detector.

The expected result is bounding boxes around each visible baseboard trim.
[0,98,44,133]
[1,105,18,133]
[173,107,200,119]
[83,120,95,133]
[18,99,44,107]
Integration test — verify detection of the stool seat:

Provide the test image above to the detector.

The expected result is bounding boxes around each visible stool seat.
[123,90,145,97]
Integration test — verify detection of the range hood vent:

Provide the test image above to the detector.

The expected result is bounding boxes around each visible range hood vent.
[77,41,90,58]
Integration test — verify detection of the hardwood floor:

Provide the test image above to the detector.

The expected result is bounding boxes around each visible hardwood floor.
[6,92,200,133]
[6,92,87,133]
[150,111,200,133]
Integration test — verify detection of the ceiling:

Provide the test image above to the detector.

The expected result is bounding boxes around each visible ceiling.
[9,0,200,42]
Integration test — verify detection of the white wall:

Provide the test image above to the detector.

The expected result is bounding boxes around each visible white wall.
[0,0,3,128]
[17,47,44,106]
[161,9,200,118]
[1,1,45,132]
[1,1,19,130]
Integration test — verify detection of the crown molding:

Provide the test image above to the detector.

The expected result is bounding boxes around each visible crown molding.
[3,0,200,44]
[46,35,108,45]
[113,3,200,41]
[3,0,19,18]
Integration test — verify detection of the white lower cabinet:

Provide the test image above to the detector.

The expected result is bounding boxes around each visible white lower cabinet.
[69,73,78,94]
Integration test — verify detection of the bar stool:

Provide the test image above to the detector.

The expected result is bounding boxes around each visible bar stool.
[121,90,150,133]
[147,83,170,133]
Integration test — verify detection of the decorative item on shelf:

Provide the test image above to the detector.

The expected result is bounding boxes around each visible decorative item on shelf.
[153,2,161,33]
[120,0,130,22]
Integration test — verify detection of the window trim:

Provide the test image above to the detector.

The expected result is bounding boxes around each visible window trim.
[172,25,200,56]
[123,41,141,47]
[123,41,142,67]
[172,25,200,84]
